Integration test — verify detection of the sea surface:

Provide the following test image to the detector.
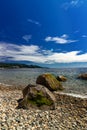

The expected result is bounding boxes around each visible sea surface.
[0,68,87,96]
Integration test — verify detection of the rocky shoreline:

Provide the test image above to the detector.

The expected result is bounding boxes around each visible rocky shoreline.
[0,85,87,130]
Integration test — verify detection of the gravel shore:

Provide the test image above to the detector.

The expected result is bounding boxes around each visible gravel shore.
[0,85,87,130]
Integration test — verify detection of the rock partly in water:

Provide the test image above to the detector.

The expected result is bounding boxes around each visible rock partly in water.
[77,74,87,80]
[17,84,56,110]
[36,73,64,91]
[56,75,67,82]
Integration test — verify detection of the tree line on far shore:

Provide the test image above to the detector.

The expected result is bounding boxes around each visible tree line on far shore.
[0,63,42,69]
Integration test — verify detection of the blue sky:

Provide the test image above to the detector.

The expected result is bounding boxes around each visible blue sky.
[0,0,87,68]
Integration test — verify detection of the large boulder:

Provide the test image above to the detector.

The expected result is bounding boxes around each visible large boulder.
[77,74,87,80]
[56,75,67,82]
[17,84,56,110]
[36,73,64,91]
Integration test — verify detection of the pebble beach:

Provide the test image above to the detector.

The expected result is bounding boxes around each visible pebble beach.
[0,85,87,130]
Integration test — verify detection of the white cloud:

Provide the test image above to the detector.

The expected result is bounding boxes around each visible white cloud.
[71,0,80,6]
[22,35,32,42]
[45,34,78,44]
[0,42,87,64]
[0,42,39,57]
[62,0,84,10]
[61,34,68,39]
[28,19,41,26]
[82,35,87,38]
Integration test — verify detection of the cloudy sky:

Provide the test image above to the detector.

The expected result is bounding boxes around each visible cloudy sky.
[0,0,87,68]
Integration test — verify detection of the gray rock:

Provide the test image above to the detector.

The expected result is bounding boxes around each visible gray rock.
[77,73,87,80]
[56,75,67,82]
[17,84,56,110]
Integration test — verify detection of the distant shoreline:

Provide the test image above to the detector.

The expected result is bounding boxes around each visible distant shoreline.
[0,63,43,69]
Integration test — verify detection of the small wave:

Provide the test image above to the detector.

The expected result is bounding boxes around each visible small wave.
[64,93,87,99]
[55,92,87,99]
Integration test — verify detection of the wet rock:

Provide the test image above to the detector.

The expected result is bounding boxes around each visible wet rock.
[36,73,64,91]
[77,74,87,80]
[18,84,56,110]
[56,76,67,82]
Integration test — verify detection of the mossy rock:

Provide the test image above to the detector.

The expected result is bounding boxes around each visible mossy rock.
[18,84,56,110]
[28,92,53,107]
[36,73,64,91]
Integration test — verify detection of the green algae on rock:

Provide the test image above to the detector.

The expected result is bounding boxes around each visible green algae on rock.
[36,73,64,91]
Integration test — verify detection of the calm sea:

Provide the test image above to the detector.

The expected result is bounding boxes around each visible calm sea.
[0,68,87,96]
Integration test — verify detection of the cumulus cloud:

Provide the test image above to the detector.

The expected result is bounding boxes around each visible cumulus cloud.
[62,0,84,10]
[0,42,87,64]
[47,51,87,63]
[28,19,41,26]
[22,35,32,42]
[45,34,78,44]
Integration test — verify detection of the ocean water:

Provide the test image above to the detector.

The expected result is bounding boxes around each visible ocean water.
[0,68,87,96]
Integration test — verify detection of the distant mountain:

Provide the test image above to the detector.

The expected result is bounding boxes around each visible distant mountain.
[0,63,43,69]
